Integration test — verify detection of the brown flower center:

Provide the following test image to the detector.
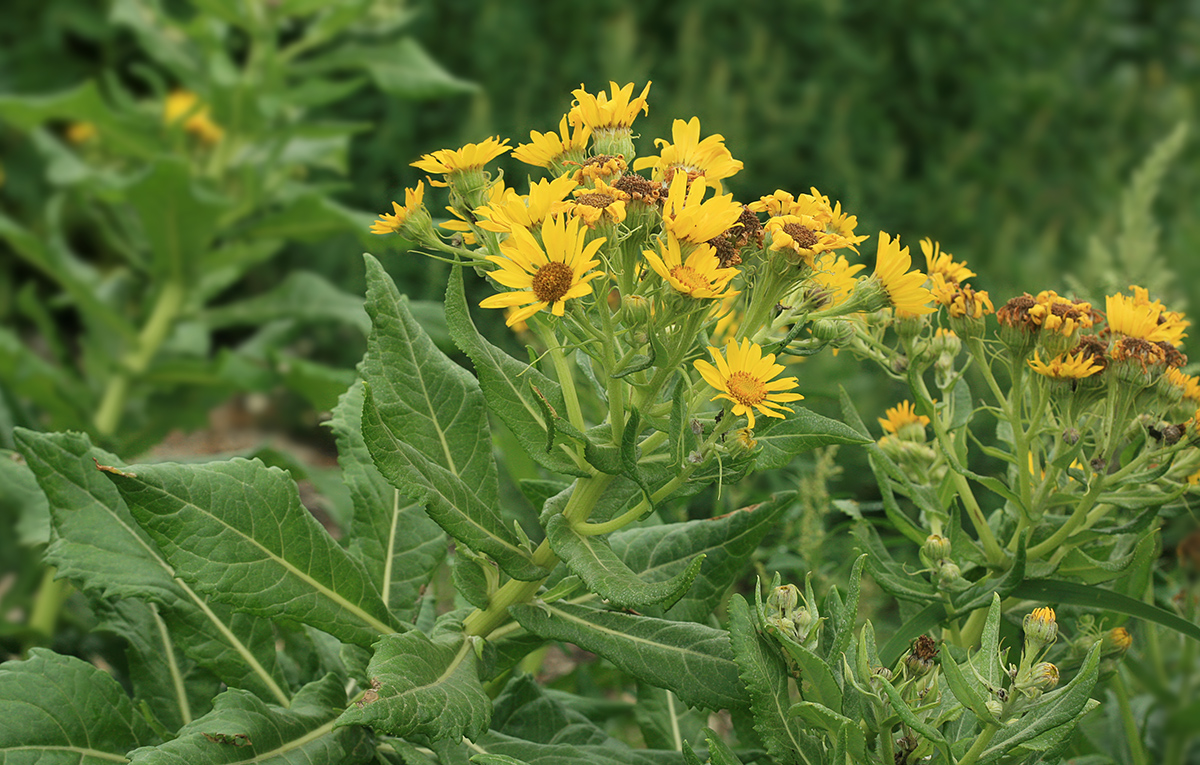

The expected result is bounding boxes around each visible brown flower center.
[576,192,615,209]
[669,265,712,294]
[782,223,820,250]
[531,261,575,304]
[726,371,767,407]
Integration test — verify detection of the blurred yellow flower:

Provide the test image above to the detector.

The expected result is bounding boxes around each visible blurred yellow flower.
[1027,349,1103,380]
[877,400,930,435]
[66,121,98,144]
[164,90,223,144]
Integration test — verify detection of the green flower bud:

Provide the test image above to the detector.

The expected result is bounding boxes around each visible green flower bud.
[1023,607,1058,650]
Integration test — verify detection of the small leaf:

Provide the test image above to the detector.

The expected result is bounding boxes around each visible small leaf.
[941,646,1003,727]
[105,457,401,647]
[336,631,490,742]
[546,514,703,610]
[510,601,746,711]
[0,648,156,762]
[129,674,373,764]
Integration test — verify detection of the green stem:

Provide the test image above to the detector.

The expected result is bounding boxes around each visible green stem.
[958,724,999,765]
[94,280,186,437]
[958,606,989,649]
[1113,667,1150,765]
[1026,474,1106,559]
[27,568,70,644]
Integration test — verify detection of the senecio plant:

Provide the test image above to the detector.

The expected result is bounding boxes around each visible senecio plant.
[4,81,1198,765]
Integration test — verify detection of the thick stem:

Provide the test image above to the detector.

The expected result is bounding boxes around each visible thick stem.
[957,724,999,765]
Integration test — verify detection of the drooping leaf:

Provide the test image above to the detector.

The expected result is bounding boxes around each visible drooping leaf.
[753,409,870,471]
[330,381,446,622]
[104,457,400,647]
[726,595,821,765]
[0,648,157,763]
[335,630,490,742]
[127,674,373,765]
[611,493,793,623]
[546,514,703,610]
[445,267,586,476]
[510,602,746,711]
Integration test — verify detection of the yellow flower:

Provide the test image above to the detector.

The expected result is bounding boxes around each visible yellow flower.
[476,175,577,234]
[512,115,591,169]
[370,181,426,235]
[441,179,506,244]
[808,254,865,309]
[569,177,629,228]
[66,121,98,144]
[920,238,975,285]
[1165,367,1200,403]
[765,215,837,265]
[662,175,744,245]
[571,154,628,185]
[694,339,803,429]
[873,232,934,316]
[632,116,743,186]
[163,90,223,144]
[1028,291,1094,336]
[877,401,930,435]
[568,81,652,130]
[643,235,739,299]
[1027,349,1104,380]
[932,278,994,319]
[411,136,511,182]
[1106,290,1187,344]
[479,215,606,326]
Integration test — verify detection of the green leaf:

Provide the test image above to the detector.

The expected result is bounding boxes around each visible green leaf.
[611,493,794,623]
[772,630,842,711]
[546,514,703,610]
[789,702,866,762]
[336,630,490,742]
[753,408,870,471]
[0,648,156,762]
[949,538,1027,614]
[445,267,586,477]
[852,523,939,604]
[104,457,400,647]
[128,674,373,764]
[875,673,952,761]
[1,450,50,546]
[1011,578,1200,643]
[240,191,374,244]
[940,646,1003,727]
[124,157,229,283]
[976,594,1005,690]
[827,554,867,668]
[363,385,543,581]
[296,37,478,99]
[727,595,822,765]
[361,256,543,580]
[94,598,220,734]
[510,601,746,711]
[0,81,158,157]
[205,271,371,334]
[698,727,746,765]
[330,381,446,623]
[975,643,1103,764]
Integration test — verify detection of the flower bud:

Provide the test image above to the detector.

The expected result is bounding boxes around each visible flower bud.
[618,294,652,328]
[1030,661,1059,691]
[985,698,1004,718]
[1062,427,1080,445]
[1023,607,1058,650]
[922,534,952,563]
[1102,627,1132,657]
[766,584,800,616]
[936,561,963,588]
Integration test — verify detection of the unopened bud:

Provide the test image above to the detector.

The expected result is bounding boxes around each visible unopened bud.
[618,294,652,328]
[985,698,1004,718]
[1023,607,1058,649]
[1062,427,1080,445]
[936,561,962,587]
[766,584,800,616]
[1102,627,1132,656]
[1030,661,1059,691]
[922,534,952,563]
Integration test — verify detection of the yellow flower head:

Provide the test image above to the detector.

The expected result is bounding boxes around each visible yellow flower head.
[479,215,606,326]
[632,116,743,186]
[1165,367,1200,404]
[164,90,223,144]
[920,238,975,285]
[807,254,865,309]
[643,235,739,299]
[512,115,591,170]
[370,181,427,235]
[476,175,578,234]
[568,81,652,131]
[66,121,98,144]
[1105,289,1188,345]
[932,278,994,319]
[873,232,934,316]
[877,401,930,436]
[1023,606,1058,647]
[1027,349,1104,380]
[693,339,803,429]
[1028,291,1094,336]
[662,175,744,245]
[441,179,506,244]
[411,136,511,181]
[1103,627,1133,655]
[570,177,629,228]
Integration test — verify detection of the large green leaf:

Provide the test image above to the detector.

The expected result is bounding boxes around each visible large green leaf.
[124,157,228,283]
[336,631,490,742]
[0,649,157,763]
[753,409,870,471]
[103,457,400,647]
[127,674,373,764]
[330,381,446,623]
[545,514,703,610]
[611,493,793,623]
[94,598,221,734]
[727,596,822,765]
[444,267,585,477]
[510,602,746,711]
